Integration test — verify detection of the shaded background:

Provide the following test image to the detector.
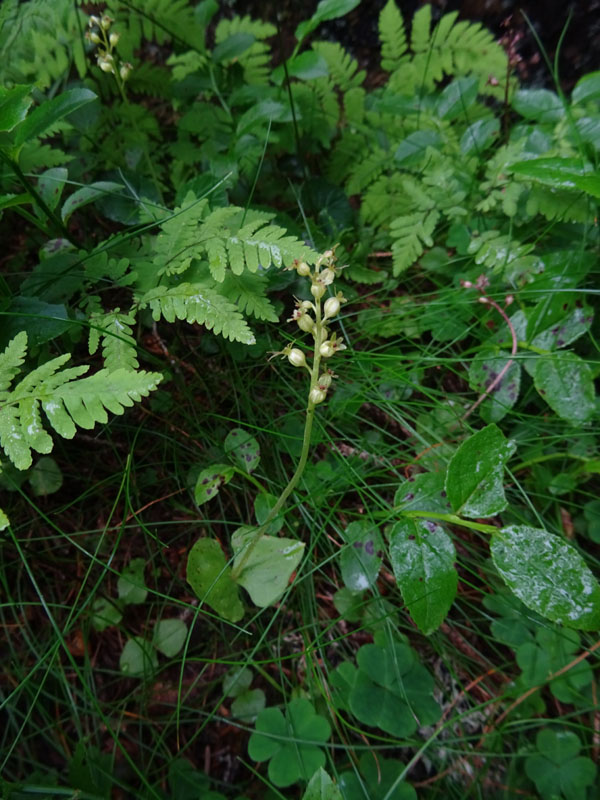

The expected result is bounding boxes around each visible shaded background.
[230,0,600,90]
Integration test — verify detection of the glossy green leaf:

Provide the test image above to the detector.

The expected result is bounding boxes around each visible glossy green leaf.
[491,525,600,629]
[0,85,33,133]
[224,427,260,473]
[117,558,148,605]
[512,88,563,122]
[468,350,521,423]
[445,424,516,518]
[295,0,361,41]
[435,76,478,120]
[572,70,600,104]
[509,157,597,195]
[14,88,97,147]
[153,618,187,658]
[28,456,63,496]
[119,636,158,679]
[194,463,234,506]
[394,130,442,165]
[186,538,244,622]
[276,51,329,82]
[61,181,124,223]
[248,699,331,788]
[533,351,595,426]
[303,768,343,800]
[212,32,255,63]
[460,117,499,155]
[232,527,305,607]
[339,520,384,592]
[389,518,457,635]
[527,301,593,353]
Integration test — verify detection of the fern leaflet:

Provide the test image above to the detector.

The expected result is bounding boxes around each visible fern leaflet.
[379,0,408,72]
[390,210,439,275]
[219,272,278,322]
[89,309,139,371]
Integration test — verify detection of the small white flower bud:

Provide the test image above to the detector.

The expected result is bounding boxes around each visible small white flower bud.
[317,373,332,390]
[320,268,335,285]
[319,341,335,358]
[109,31,120,47]
[323,297,340,319]
[296,261,311,277]
[119,62,132,81]
[310,387,327,405]
[311,281,325,300]
[288,348,307,368]
[297,314,315,333]
[89,32,101,44]
[98,56,115,73]
[101,14,113,30]
[89,15,101,27]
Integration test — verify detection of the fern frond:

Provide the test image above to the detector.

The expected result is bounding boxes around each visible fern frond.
[137,283,256,345]
[214,16,276,85]
[312,41,365,90]
[467,231,543,283]
[219,272,278,322]
[346,147,389,195]
[89,310,139,371]
[410,4,432,54]
[155,197,209,276]
[0,332,28,393]
[525,185,593,223]
[390,210,439,275]
[0,333,161,470]
[379,0,408,72]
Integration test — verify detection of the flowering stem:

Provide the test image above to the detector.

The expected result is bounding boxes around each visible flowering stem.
[231,295,325,580]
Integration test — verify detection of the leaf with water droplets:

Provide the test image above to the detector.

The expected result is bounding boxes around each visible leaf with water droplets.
[232,527,304,607]
[389,518,457,635]
[533,351,595,426]
[491,525,600,630]
[445,424,516,518]
[468,350,521,423]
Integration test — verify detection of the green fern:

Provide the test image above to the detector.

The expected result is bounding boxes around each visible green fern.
[136,284,256,345]
[218,271,278,322]
[390,210,439,275]
[89,310,139,372]
[379,0,408,72]
[214,16,276,85]
[0,332,161,471]
[312,41,365,91]
[468,231,544,283]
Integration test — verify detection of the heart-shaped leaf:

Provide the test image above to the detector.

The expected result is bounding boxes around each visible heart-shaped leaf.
[120,636,158,679]
[186,538,244,622]
[194,464,234,506]
[232,527,304,607]
[491,525,600,629]
[225,428,260,473]
[153,618,187,658]
[339,521,384,592]
[533,351,595,426]
[389,518,457,635]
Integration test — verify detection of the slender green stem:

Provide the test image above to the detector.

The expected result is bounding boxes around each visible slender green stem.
[401,509,499,534]
[231,295,325,579]
[512,451,591,472]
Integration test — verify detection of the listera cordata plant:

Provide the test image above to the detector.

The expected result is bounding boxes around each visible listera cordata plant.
[186,248,347,622]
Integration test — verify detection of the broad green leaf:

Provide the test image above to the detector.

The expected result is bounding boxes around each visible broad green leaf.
[28,456,63,496]
[491,525,600,629]
[153,618,187,658]
[468,350,521,423]
[572,70,600,104]
[527,301,593,353]
[119,636,158,678]
[186,538,244,622]
[512,88,563,122]
[339,754,417,800]
[61,181,124,223]
[571,173,600,198]
[394,471,450,514]
[394,130,442,165]
[445,424,516,518]
[249,699,331,788]
[0,193,33,210]
[212,32,255,63]
[460,118,499,155]
[273,51,329,83]
[295,0,361,41]
[224,427,260,473]
[533,351,595,426]
[194,464,234,505]
[38,167,68,212]
[1,296,72,348]
[0,85,33,132]
[302,768,343,800]
[339,520,384,592]
[223,667,253,698]
[118,558,148,605]
[91,598,122,632]
[435,76,478,120]
[14,88,97,147]
[509,157,595,192]
[389,518,457,635]
[232,527,305,607]
[0,508,9,531]
[254,492,284,534]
